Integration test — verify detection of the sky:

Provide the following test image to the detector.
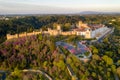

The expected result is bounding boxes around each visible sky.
[0,0,120,14]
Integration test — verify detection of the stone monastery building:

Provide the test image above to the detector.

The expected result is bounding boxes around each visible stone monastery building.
[47,21,110,38]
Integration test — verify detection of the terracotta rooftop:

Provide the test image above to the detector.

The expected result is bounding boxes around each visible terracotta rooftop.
[73,27,87,32]
[88,24,104,30]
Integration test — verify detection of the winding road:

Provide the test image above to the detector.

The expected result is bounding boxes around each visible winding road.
[57,46,78,80]
[22,69,53,80]
[0,69,53,80]
[0,70,6,80]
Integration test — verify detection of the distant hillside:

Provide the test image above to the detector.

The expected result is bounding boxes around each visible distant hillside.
[79,11,120,15]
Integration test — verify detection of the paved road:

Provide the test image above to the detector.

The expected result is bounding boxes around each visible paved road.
[56,41,91,55]
[0,69,53,80]
[56,41,78,54]
[0,71,6,80]
[57,45,78,80]
[22,69,53,80]
[114,74,119,80]
[56,41,92,59]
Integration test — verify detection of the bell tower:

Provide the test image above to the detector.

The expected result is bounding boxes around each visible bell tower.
[85,28,92,38]
[57,25,61,31]
[57,25,61,35]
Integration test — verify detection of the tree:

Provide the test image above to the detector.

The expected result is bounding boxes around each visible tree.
[117,67,120,77]
[102,55,113,65]
[53,23,58,29]
[111,65,116,73]
[92,54,100,60]
[62,23,71,31]
[105,51,113,57]
[38,34,43,41]
[93,48,99,54]
[53,60,66,70]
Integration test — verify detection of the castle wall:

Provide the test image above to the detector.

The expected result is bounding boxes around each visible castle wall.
[19,32,27,38]
[7,34,19,40]
[6,31,42,40]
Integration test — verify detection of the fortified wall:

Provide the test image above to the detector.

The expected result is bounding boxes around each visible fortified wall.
[7,31,42,40]
[6,23,92,40]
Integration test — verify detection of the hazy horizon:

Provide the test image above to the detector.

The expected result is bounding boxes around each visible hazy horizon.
[0,0,120,14]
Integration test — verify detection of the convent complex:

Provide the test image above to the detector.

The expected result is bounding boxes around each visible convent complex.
[7,21,111,40]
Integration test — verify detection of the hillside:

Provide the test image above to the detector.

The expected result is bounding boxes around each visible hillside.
[0,32,120,79]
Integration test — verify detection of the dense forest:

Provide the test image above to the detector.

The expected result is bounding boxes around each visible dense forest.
[0,15,120,80]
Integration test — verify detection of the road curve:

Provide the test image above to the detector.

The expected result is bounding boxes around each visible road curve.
[0,70,6,80]
[22,69,53,80]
